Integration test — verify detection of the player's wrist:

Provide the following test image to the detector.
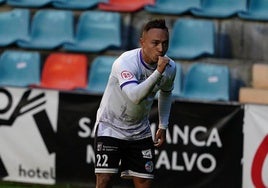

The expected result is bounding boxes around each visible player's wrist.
[159,124,168,130]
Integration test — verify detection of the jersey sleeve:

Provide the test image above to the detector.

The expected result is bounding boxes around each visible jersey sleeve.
[113,57,162,104]
[158,60,177,129]
[113,58,139,89]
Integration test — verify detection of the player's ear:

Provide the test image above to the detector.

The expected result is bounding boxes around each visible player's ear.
[139,37,144,47]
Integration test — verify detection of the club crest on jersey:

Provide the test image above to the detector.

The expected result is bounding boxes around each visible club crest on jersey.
[145,161,154,173]
[97,142,103,151]
[121,70,134,80]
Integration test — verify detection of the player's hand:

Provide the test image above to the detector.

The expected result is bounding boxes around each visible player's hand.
[157,56,169,74]
[154,128,166,148]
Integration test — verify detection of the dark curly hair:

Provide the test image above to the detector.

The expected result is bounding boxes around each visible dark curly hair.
[142,19,168,33]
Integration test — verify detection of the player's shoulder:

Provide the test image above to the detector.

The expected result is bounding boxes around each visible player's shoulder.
[114,48,140,67]
[165,56,177,72]
[120,48,140,58]
[168,58,176,69]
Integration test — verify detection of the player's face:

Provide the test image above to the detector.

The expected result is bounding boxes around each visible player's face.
[140,28,169,64]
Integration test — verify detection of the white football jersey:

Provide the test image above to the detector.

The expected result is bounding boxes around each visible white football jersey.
[95,48,176,140]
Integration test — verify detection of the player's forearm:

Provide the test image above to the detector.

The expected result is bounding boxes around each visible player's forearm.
[158,90,172,129]
[122,70,162,104]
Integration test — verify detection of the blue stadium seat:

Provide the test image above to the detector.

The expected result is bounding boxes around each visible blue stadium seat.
[181,63,230,101]
[86,56,117,93]
[191,0,247,18]
[167,18,215,60]
[17,10,74,50]
[145,0,201,15]
[63,11,121,52]
[7,0,52,7]
[0,9,29,47]
[238,0,268,21]
[52,0,107,9]
[0,50,41,87]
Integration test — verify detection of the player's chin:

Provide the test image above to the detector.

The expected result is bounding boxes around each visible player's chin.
[154,56,160,62]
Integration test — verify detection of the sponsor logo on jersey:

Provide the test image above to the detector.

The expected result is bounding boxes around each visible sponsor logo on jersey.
[142,149,152,159]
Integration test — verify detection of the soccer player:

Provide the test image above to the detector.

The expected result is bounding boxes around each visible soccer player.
[94,19,176,188]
